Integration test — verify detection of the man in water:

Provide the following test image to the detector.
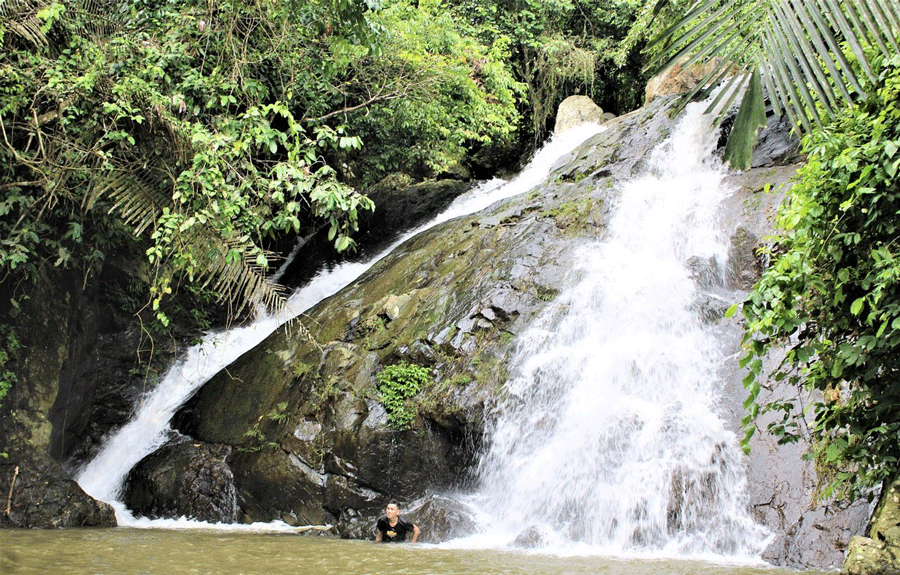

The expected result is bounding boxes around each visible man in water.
[374,500,420,542]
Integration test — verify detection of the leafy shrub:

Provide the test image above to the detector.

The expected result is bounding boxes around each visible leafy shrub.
[376,361,430,430]
[739,52,900,501]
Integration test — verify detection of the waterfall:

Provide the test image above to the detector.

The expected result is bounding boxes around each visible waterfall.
[73,122,606,526]
[466,103,770,559]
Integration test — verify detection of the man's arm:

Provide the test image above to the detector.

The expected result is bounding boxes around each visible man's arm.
[412,524,420,542]
[375,529,382,542]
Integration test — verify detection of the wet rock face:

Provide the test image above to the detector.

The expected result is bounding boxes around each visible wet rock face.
[715,163,872,568]
[0,452,115,528]
[0,267,118,528]
[751,110,803,168]
[171,100,681,533]
[123,435,237,523]
[843,475,900,575]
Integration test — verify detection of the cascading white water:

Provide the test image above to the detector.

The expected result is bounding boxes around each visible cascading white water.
[74,122,606,526]
[467,102,770,559]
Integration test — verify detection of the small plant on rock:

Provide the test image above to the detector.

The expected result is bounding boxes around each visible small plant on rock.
[376,362,430,430]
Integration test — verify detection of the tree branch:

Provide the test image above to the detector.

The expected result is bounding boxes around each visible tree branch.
[304,92,406,123]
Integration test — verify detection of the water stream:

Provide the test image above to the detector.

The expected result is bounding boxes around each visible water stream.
[74,122,607,524]
[461,102,770,561]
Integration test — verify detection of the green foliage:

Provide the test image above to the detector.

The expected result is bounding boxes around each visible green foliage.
[241,401,290,451]
[448,372,473,387]
[376,361,429,429]
[447,0,652,142]
[535,284,559,301]
[0,0,536,327]
[0,324,20,410]
[739,53,900,501]
[342,0,525,184]
[1,0,384,325]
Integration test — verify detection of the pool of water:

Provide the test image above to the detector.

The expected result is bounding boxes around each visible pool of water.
[0,528,827,575]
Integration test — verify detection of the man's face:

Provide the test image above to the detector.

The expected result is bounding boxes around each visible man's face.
[385,504,399,520]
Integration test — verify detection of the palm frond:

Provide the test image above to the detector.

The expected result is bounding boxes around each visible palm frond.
[648,0,900,168]
[0,0,51,48]
[722,69,767,168]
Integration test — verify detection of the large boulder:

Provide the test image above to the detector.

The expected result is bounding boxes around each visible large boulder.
[0,451,115,528]
[645,58,727,104]
[554,95,607,134]
[171,97,681,533]
[844,537,900,575]
[843,475,900,575]
[0,267,117,528]
[123,434,238,523]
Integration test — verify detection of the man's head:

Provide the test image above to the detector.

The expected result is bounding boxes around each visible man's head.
[385,500,400,519]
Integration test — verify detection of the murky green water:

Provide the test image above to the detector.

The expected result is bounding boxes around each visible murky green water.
[0,528,827,575]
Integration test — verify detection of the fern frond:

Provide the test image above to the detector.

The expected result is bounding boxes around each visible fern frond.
[69,0,119,40]
[196,233,286,318]
[86,165,172,235]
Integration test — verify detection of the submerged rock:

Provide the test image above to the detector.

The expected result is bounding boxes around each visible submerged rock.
[403,494,479,543]
[511,525,547,548]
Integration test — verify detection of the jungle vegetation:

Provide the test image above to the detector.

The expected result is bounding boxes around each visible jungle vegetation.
[3,0,900,504]
[0,0,660,328]
[0,0,665,414]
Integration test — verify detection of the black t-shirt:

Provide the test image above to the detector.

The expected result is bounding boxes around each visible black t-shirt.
[376,516,415,542]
